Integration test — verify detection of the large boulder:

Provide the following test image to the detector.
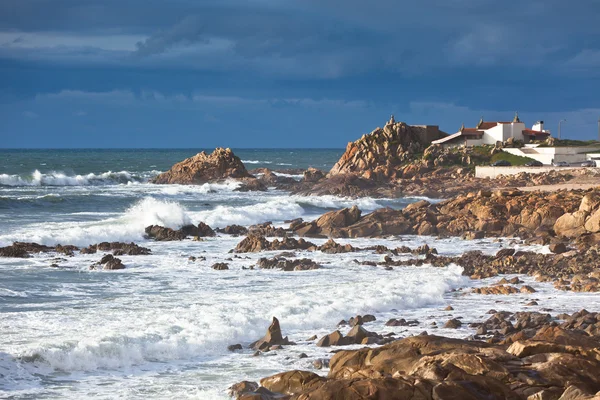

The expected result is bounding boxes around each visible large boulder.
[554,210,588,238]
[151,148,251,184]
[314,206,362,237]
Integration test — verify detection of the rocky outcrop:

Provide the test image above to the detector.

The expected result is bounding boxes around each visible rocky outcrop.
[0,242,79,258]
[234,235,316,253]
[144,223,215,241]
[80,242,151,256]
[240,310,600,399]
[151,148,252,184]
[144,225,188,241]
[328,119,446,181]
[293,188,600,242]
[215,224,248,236]
[256,257,320,271]
[303,168,325,183]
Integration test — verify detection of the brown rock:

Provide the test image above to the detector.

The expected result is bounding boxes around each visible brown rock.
[250,317,293,351]
[151,148,251,184]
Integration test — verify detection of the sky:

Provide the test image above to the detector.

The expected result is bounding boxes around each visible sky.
[1,0,599,148]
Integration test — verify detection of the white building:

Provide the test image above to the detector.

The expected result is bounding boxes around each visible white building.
[432,114,550,147]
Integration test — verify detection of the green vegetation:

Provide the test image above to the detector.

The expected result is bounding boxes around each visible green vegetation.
[537,139,600,148]
[490,152,535,166]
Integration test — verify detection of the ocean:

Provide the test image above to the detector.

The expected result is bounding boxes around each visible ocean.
[1,149,599,399]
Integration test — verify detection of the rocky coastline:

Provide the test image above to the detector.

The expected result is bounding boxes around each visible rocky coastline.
[3,118,600,399]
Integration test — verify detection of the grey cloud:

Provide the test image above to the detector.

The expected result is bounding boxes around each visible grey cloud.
[133,15,207,57]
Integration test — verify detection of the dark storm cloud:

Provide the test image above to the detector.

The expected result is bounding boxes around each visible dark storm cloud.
[133,15,207,57]
[1,0,599,77]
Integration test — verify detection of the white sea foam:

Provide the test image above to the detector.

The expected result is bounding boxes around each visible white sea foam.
[0,170,144,186]
[242,160,273,164]
[0,197,192,247]
[191,198,305,228]
[8,262,465,375]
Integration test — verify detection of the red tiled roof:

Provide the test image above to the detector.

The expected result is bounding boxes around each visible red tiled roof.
[523,129,550,136]
[478,122,498,129]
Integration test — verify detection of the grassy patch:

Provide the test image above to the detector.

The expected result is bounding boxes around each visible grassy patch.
[490,152,535,166]
[537,139,600,147]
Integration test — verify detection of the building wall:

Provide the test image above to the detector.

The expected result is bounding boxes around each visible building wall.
[483,125,503,144]
[503,146,600,165]
[410,125,446,144]
[476,166,584,179]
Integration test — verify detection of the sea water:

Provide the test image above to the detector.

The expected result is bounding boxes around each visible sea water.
[1,149,599,399]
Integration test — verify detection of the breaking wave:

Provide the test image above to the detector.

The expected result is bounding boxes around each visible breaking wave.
[0,170,153,187]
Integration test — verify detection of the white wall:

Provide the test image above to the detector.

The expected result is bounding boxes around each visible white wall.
[503,146,600,165]
[476,166,586,179]
[483,125,504,144]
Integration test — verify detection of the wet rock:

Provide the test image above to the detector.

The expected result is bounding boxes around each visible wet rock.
[212,262,229,270]
[317,239,357,254]
[228,344,243,351]
[250,317,294,351]
[316,331,346,347]
[216,225,248,236]
[228,381,259,399]
[255,257,320,271]
[90,254,125,270]
[144,225,187,241]
[549,242,568,254]
[82,242,151,256]
[303,167,325,183]
[234,235,316,253]
[0,245,30,258]
[444,318,462,329]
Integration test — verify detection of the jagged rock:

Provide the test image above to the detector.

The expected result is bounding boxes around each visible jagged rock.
[0,245,30,258]
[255,257,320,271]
[216,225,248,236]
[212,262,229,270]
[248,222,287,237]
[151,148,251,184]
[234,178,268,192]
[234,235,315,253]
[303,168,325,183]
[259,371,325,396]
[81,242,151,256]
[89,254,125,270]
[317,239,357,253]
[313,206,361,237]
[327,120,446,181]
[250,317,294,351]
[144,225,188,241]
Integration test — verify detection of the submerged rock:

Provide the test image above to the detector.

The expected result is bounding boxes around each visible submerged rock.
[89,254,125,270]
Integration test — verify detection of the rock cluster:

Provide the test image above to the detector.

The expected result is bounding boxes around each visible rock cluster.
[234,235,316,253]
[0,242,79,258]
[144,223,215,241]
[80,242,151,256]
[151,147,253,185]
[235,309,600,400]
[256,257,320,271]
[292,189,600,243]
